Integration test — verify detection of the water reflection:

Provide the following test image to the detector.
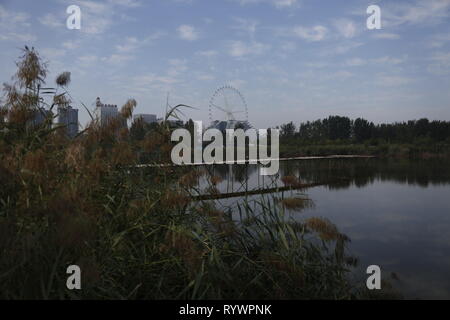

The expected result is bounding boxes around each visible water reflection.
[196,158,450,299]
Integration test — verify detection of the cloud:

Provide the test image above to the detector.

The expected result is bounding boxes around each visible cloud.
[167,59,188,77]
[107,0,142,7]
[376,75,414,86]
[345,58,366,67]
[39,13,65,28]
[232,0,300,9]
[196,73,215,81]
[322,41,363,56]
[0,5,30,27]
[372,56,405,65]
[0,5,35,42]
[345,56,406,67]
[333,19,357,39]
[46,0,141,35]
[196,50,218,57]
[62,40,81,50]
[105,32,164,64]
[293,25,327,41]
[116,37,140,53]
[0,32,36,42]
[40,48,66,60]
[232,18,259,38]
[428,52,450,75]
[177,25,199,41]
[372,33,401,40]
[430,33,450,48]
[383,0,450,27]
[102,54,134,64]
[77,54,99,66]
[228,40,269,57]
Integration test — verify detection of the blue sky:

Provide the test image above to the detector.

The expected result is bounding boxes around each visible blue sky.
[1,0,450,128]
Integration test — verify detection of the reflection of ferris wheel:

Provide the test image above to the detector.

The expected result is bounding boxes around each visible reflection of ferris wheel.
[209,86,248,123]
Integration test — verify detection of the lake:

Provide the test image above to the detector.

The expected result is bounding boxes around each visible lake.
[196,158,450,299]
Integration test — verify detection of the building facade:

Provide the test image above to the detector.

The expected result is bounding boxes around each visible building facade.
[94,97,120,127]
[56,105,78,138]
[29,108,53,129]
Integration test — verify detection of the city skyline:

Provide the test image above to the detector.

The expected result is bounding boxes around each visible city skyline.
[1,0,450,129]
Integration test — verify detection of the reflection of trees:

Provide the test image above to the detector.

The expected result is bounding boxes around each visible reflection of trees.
[201,158,450,191]
[293,159,450,188]
[203,164,258,183]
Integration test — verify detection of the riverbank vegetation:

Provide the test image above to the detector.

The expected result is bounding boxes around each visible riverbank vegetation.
[0,47,399,299]
[277,116,450,158]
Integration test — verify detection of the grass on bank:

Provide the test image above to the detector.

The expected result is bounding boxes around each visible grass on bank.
[0,47,400,299]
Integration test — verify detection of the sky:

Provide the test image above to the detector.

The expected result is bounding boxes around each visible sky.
[1,0,450,129]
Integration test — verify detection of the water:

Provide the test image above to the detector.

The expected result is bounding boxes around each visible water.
[196,158,450,299]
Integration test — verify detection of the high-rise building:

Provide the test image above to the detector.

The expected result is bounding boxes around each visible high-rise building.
[29,107,53,129]
[133,113,157,124]
[94,97,120,127]
[56,105,78,138]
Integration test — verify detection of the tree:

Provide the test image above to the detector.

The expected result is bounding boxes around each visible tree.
[280,121,296,138]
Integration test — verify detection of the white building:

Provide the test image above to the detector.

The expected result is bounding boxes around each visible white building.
[56,105,78,138]
[94,97,119,127]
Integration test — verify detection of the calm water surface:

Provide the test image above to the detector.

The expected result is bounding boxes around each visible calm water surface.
[197,158,450,299]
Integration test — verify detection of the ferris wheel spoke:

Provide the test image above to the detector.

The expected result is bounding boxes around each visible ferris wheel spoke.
[211,103,228,113]
[209,86,248,123]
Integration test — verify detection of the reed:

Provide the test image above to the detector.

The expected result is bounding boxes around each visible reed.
[0,47,369,300]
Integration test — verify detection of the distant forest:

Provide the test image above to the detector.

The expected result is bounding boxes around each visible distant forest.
[277,116,450,144]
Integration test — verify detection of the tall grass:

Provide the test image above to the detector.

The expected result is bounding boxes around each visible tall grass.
[0,47,365,300]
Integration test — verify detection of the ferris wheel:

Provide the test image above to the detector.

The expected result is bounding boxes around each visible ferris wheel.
[208,85,248,123]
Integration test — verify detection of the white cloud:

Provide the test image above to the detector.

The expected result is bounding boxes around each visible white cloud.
[334,19,357,39]
[376,75,414,86]
[372,56,405,65]
[177,25,199,41]
[102,54,134,64]
[0,5,35,42]
[116,37,140,53]
[428,52,450,75]
[228,40,269,57]
[345,56,406,67]
[40,48,66,60]
[384,0,450,27]
[232,18,259,38]
[196,73,215,81]
[62,40,81,50]
[167,59,188,77]
[372,33,401,40]
[51,0,142,35]
[38,13,64,28]
[0,32,36,42]
[196,50,218,57]
[77,54,99,66]
[293,25,327,41]
[107,0,142,7]
[325,70,354,80]
[233,0,300,9]
[430,33,450,48]
[322,41,363,56]
[345,58,366,67]
[0,5,30,27]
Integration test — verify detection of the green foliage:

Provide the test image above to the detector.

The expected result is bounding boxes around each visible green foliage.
[279,116,450,158]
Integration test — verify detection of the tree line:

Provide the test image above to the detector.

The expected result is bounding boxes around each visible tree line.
[277,116,450,144]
